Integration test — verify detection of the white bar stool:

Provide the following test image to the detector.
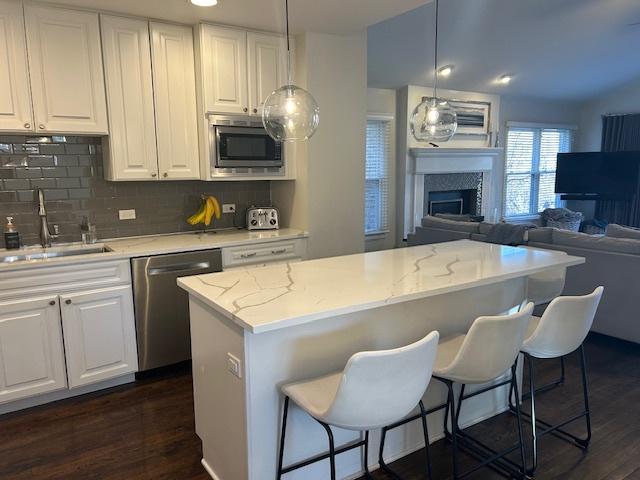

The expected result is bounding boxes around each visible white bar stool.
[432,303,534,480]
[514,286,604,475]
[276,331,440,480]
[523,250,569,392]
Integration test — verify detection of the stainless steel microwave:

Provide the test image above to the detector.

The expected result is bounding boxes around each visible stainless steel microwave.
[208,114,283,168]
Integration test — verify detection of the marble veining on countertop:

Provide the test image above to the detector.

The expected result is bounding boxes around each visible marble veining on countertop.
[177,240,585,334]
[0,228,308,272]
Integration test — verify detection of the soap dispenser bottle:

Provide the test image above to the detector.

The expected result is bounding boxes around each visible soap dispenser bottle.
[4,217,21,250]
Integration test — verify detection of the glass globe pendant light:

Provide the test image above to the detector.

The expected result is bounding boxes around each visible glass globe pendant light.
[410,0,457,143]
[262,0,319,141]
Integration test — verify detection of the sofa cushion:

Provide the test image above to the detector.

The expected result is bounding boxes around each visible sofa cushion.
[434,213,484,222]
[478,222,494,235]
[605,223,640,241]
[421,216,480,233]
[552,229,640,255]
[527,227,554,244]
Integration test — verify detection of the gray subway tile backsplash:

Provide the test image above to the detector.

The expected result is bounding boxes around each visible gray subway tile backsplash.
[0,135,271,247]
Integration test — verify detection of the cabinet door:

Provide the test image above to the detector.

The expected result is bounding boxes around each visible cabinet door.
[61,286,138,388]
[0,0,34,132]
[150,22,200,180]
[101,15,159,181]
[0,296,66,404]
[24,5,108,134]
[199,24,248,114]
[247,32,287,116]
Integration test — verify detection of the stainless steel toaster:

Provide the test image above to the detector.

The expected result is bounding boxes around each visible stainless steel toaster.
[246,206,279,230]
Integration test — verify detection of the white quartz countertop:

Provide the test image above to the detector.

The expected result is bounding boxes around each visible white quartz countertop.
[177,240,585,334]
[0,228,307,272]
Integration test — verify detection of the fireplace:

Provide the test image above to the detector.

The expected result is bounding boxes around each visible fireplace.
[407,147,503,236]
[428,189,479,216]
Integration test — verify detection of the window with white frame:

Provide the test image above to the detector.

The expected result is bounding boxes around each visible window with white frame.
[504,124,574,218]
[365,118,392,234]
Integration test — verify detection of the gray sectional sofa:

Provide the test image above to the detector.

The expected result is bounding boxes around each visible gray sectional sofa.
[408,216,640,344]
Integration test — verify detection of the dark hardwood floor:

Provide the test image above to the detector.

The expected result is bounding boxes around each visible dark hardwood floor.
[0,334,638,480]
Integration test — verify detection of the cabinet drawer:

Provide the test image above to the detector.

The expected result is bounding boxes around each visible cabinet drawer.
[222,240,303,268]
[0,260,131,302]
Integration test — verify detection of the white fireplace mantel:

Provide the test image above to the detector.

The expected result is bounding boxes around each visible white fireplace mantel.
[409,147,504,232]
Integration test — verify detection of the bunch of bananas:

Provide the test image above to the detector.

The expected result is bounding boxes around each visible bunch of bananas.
[187,195,221,227]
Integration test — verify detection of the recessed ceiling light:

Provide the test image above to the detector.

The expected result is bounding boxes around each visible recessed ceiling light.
[438,65,454,77]
[191,0,218,6]
[498,74,513,85]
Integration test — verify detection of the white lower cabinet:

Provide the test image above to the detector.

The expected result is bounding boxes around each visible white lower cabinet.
[0,296,67,404]
[60,286,138,388]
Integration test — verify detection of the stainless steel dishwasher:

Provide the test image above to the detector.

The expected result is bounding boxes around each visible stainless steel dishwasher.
[131,249,223,371]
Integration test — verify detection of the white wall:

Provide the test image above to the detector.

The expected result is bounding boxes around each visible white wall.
[577,78,640,151]
[272,31,367,260]
[366,88,397,251]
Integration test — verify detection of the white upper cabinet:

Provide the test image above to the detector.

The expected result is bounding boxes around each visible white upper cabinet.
[101,15,159,181]
[0,0,33,132]
[24,4,108,134]
[247,32,287,115]
[0,296,67,404]
[196,25,286,116]
[199,24,248,114]
[60,286,138,389]
[150,22,200,180]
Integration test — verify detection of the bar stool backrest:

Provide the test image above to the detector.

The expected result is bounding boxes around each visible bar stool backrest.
[437,303,534,384]
[323,331,439,430]
[523,286,604,359]
[526,251,568,306]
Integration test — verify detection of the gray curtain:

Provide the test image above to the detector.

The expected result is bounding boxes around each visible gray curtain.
[595,114,640,226]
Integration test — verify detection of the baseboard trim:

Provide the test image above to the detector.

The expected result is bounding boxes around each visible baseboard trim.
[0,374,135,415]
[201,459,221,480]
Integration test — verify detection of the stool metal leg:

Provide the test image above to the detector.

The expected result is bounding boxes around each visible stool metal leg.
[577,344,592,447]
[445,380,460,479]
[362,430,373,479]
[277,396,290,480]
[419,400,434,480]
[318,422,337,480]
[511,364,528,478]
[526,353,538,475]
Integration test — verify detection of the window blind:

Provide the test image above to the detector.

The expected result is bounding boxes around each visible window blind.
[365,119,391,234]
[504,126,573,218]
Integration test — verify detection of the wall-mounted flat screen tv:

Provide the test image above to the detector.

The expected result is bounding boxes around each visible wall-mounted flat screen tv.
[555,151,640,197]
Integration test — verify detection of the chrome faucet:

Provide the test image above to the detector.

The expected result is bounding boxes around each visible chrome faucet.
[36,188,58,247]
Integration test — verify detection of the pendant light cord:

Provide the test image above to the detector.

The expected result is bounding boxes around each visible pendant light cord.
[433,0,439,99]
[285,0,292,85]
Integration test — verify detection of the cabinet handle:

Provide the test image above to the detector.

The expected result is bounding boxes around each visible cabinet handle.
[253,108,258,114]
[39,124,46,130]
[271,248,287,255]
[240,252,257,258]
[65,299,72,305]
[163,172,168,178]
[151,173,157,178]
[49,300,56,306]
[243,107,248,113]
[24,122,31,129]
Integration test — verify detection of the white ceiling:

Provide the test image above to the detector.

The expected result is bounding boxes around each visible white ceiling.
[44,0,429,34]
[368,0,640,101]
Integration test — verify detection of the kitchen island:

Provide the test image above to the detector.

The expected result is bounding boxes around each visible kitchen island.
[178,240,584,480]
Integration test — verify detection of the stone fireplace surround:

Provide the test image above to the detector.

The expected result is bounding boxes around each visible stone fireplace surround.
[409,147,503,233]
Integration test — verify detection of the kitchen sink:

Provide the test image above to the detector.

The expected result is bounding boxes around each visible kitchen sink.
[0,244,112,264]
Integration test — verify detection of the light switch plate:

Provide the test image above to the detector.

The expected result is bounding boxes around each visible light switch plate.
[222,203,236,213]
[227,353,242,378]
[119,209,136,220]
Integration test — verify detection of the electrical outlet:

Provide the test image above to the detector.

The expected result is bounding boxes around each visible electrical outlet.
[118,209,136,220]
[227,353,242,378]
[222,203,236,213]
